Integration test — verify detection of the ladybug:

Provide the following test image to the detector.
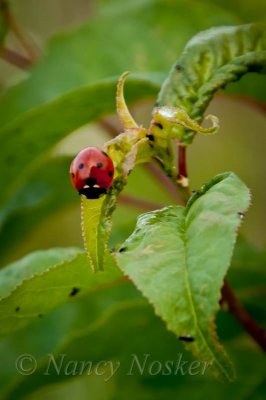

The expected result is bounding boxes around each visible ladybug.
[70,147,114,199]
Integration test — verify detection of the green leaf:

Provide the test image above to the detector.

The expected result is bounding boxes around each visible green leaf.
[0,247,122,336]
[3,283,266,399]
[0,0,239,126]
[158,24,266,125]
[1,239,265,398]
[0,247,80,299]
[0,156,77,265]
[116,172,251,381]
[81,194,112,272]
[0,77,158,207]
[0,282,144,398]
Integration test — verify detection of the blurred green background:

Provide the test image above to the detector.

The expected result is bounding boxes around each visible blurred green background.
[0,0,265,399]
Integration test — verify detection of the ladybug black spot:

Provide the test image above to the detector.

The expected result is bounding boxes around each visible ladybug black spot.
[86,177,97,187]
[108,171,113,177]
[69,287,80,297]
[97,162,103,168]
[178,335,194,342]
[15,306,20,312]
[79,163,84,169]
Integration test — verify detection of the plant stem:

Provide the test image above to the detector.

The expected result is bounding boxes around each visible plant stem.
[221,280,266,352]
[0,47,32,69]
[178,145,188,178]
[99,118,118,136]
[145,163,182,203]
[219,92,266,116]
[1,0,39,63]
[119,193,163,211]
[175,144,191,204]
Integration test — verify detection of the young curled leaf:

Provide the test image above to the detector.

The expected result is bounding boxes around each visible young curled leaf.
[157,23,266,143]
[116,71,139,130]
[151,106,219,143]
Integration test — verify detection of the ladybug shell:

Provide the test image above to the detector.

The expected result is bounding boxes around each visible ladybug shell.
[70,147,114,192]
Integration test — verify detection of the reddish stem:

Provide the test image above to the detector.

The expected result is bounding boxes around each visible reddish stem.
[178,145,188,178]
[119,193,163,211]
[0,0,39,63]
[221,280,266,352]
[218,92,266,116]
[99,118,119,136]
[176,144,190,204]
[0,47,32,69]
[145,163,182,203]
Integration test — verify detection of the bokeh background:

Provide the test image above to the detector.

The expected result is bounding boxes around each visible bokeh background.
[0,0,265,399]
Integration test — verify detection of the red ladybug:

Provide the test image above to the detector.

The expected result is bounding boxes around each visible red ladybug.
[70,147,114,199]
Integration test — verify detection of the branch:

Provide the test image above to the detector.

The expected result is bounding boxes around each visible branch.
[0,0,39,63]
[221,280,266,352]
[0,47,32,69]
[219,92,266,116]
[178,145,188,178]
[175,144,191,204]
[99,118,119,137]
[119,193,163,211]
[145,163,182,203]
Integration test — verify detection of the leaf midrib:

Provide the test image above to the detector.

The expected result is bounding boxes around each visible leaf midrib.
[181,207,231,380]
